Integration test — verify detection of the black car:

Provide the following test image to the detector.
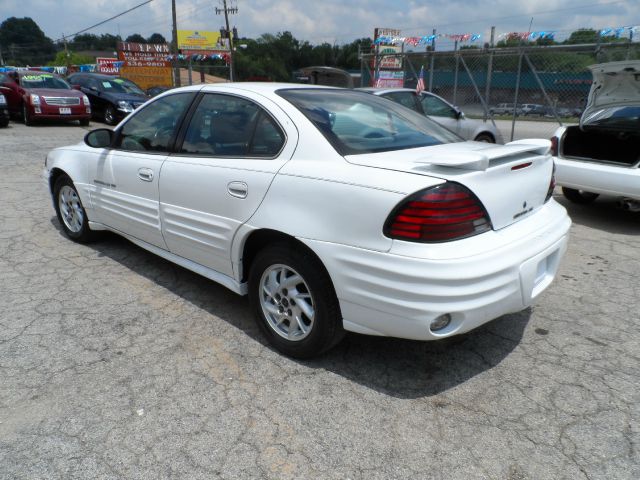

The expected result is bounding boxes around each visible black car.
[67,73,148,125]
[0,93,9,127]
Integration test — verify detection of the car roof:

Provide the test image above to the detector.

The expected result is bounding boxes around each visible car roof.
[69,72,116,79]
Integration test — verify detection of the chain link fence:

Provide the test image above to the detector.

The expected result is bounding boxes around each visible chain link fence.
[361,43,639,142]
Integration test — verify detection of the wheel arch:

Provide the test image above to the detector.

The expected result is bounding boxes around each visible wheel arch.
[239,229,336,294]
[474,131,496,143]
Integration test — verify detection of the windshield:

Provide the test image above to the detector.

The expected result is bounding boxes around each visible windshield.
[99,78,145,95]
[278,89,462,155]
[584,106,640,129]
[21,74,70,90]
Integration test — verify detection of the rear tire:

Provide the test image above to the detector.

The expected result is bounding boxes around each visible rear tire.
[79,118,90,127]
[53,175,96,243]
[474,133,495,143]
[248,243,344,358]
[562,187,599,204]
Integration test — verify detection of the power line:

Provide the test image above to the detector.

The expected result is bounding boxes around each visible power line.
[54,0,155,42]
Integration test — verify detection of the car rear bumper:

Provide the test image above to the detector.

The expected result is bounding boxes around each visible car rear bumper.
[303,200,571,341]
[555,156,640,200]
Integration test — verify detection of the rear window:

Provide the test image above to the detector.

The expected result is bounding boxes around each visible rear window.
[278,88,461,155]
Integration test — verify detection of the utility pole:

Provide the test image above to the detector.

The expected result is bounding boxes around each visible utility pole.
[171,0,181,87]
[215,0,238,82]
[63,34,71,71]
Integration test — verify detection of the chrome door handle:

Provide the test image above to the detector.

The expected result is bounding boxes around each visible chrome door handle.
[137,168,154,182]
[227,181,248,199]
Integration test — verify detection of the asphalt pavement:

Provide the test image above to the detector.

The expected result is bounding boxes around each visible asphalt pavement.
[0,120,638,479]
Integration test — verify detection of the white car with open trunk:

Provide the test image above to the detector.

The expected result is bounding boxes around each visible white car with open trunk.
[45,83,570,358]
[552,61,640,209]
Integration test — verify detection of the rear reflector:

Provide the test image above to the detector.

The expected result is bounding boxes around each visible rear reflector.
[384,182,492,243]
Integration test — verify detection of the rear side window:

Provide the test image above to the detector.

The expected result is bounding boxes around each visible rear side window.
[115,93,194,153]
[383,92,421,113]
[180,93,284,157]
[279,88,461,155]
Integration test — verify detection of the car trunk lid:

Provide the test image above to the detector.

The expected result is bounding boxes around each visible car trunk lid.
[581,60,640,127]
[345,139,554,231]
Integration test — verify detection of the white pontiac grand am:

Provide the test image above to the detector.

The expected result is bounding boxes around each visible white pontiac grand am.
[45,83,570,358]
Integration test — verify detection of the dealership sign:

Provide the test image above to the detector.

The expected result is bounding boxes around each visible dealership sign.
[117,42,172,89]
[375,70,404,88]
[96,57,120,75]
[117,42,171,68]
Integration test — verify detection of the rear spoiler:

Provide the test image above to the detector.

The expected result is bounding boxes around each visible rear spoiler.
[413,139,551,171]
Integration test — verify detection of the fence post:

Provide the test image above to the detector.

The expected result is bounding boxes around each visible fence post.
[453,40,459,105]
[510,50,524,142]
[428,29,436,92]
[188,57,193,86]
[484,26,495,121]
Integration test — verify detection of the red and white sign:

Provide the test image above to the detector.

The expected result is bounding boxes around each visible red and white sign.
[117,42,171,68]
[96,57,119,75]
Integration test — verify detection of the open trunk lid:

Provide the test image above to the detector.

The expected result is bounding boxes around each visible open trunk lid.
[581,60,640,127]
[345,139,553,231]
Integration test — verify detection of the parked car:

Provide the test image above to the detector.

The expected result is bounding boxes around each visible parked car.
[489,103,522,116]
[146,86,172,97]
[0,93,9,127]
[44,84,570,358]
[67,73,148,125]
[552,61,640,209]
[360,87,503,143]
[0,71,91,126]
[522,104,548,116]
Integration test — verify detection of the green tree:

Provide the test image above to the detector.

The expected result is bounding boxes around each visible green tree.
[147,33,167,44]
[47,50,94,66]
[0,16,55,65]
[125,33,146,43]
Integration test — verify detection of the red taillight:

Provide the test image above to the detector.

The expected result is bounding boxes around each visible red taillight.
[545,161,556,202]
[550,136,558,156]
[384,182,492,243]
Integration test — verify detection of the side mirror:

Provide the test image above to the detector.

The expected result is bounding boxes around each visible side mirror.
[84,128,114,148]
[454,108,464,119]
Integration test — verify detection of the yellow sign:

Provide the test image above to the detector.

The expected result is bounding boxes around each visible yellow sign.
[120,66,173,90]
[177,30,225,51]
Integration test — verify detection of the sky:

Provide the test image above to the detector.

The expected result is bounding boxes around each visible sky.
[2,0,638,50]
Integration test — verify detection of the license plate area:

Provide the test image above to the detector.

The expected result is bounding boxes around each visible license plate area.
[59,107,71,114]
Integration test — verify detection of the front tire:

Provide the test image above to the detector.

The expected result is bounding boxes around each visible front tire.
[248,243,343,358]
[53,175,95,242]
[104,106,117,125]
[23,104,32,126]
[562,187,599,204]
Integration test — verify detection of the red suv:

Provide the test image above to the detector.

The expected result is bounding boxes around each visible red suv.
[0,71,91,126]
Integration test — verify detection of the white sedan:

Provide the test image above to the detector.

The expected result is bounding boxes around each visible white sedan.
[45,83,570,358]
[552,61,640,208]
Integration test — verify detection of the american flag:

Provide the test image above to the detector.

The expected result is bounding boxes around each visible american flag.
[416,66,425,94]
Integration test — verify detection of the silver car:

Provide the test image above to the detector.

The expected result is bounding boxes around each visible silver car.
[361,87,503,143]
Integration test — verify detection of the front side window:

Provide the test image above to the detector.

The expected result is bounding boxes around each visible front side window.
[115,93,194,152]
[279,89,461,155]
[421,94,457,118]
[180,93,284,157]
